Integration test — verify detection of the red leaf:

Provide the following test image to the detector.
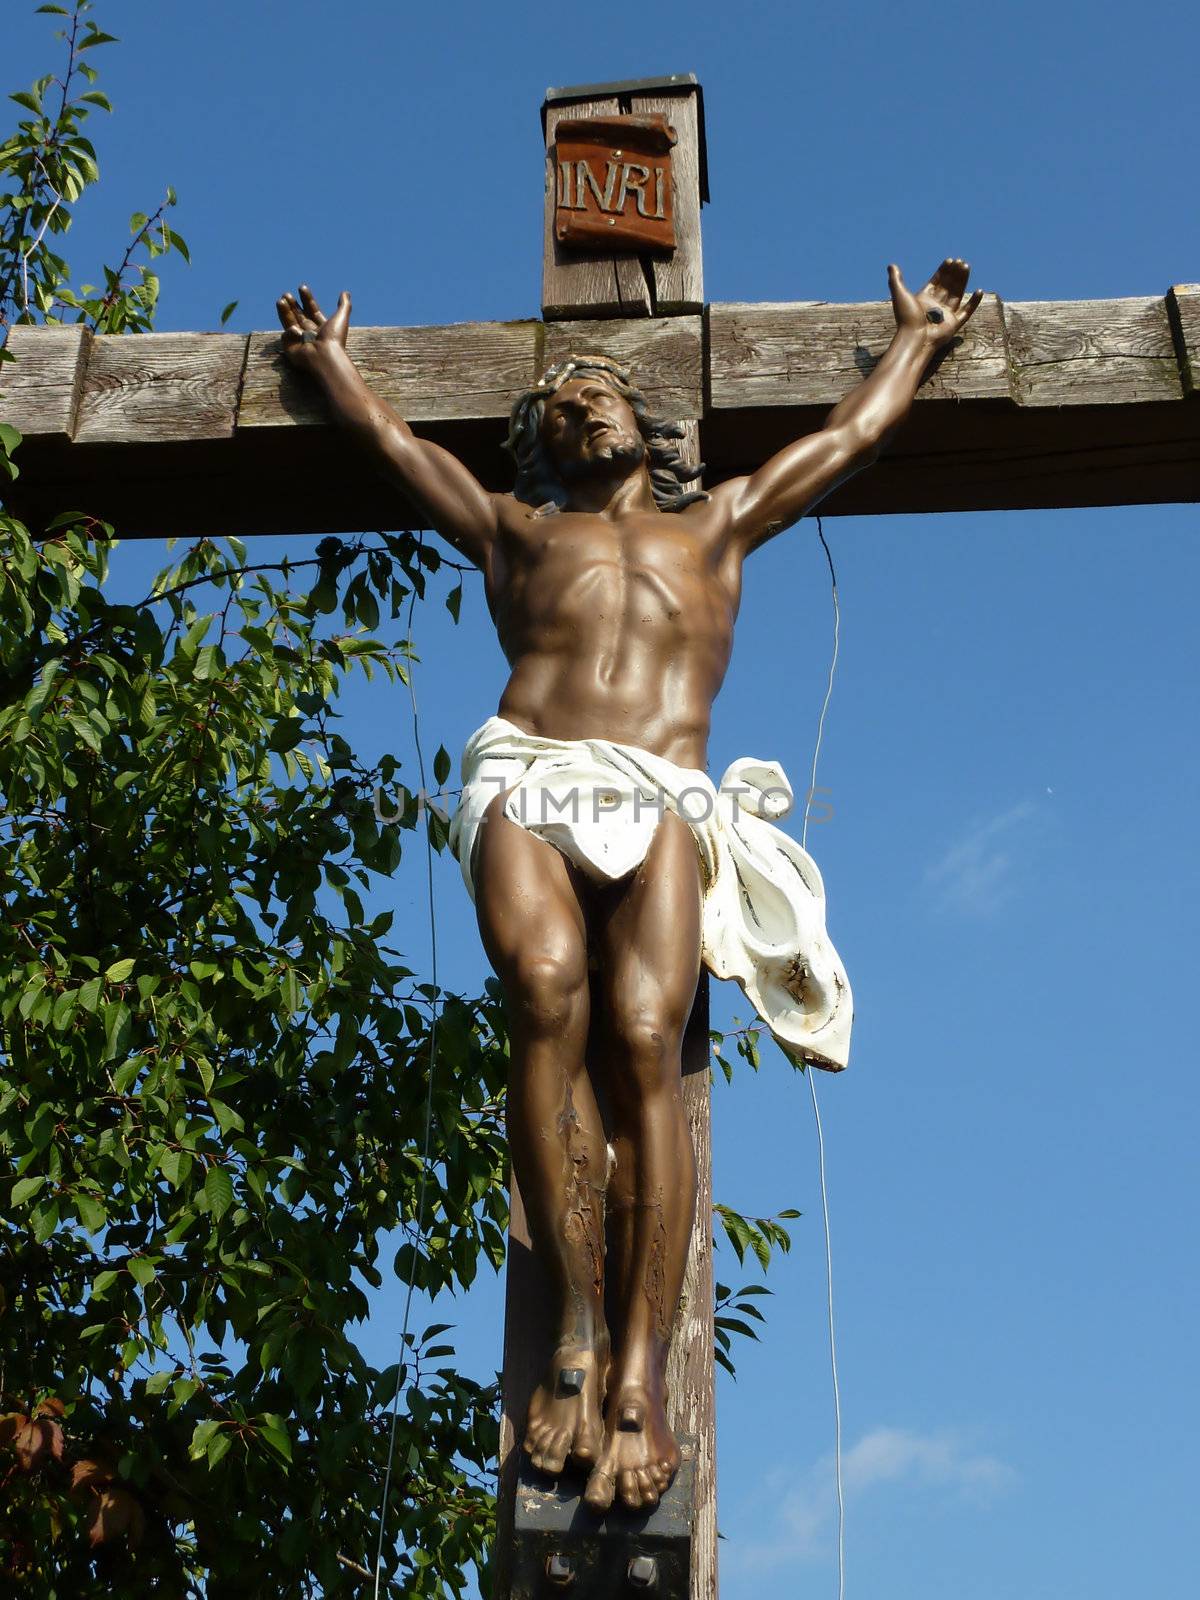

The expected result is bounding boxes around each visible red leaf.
[0,1411,26,1448]
[14,1416,63,1469]
[71,1456,114,1493]
[86,1485,143,1547]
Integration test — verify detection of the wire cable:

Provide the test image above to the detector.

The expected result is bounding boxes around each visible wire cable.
[373,537,443,1598]
[808,1061,845,1600]
[801,516,846,1600]
[802,518,840,858]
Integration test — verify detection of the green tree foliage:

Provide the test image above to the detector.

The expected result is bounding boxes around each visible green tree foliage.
[0,504,509,1595]
[0,2,186,335]
[1,8,794,1593]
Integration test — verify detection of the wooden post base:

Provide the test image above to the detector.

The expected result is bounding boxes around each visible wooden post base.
[509,1437,696,1600]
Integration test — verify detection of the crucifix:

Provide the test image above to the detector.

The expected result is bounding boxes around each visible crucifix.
[3,73,1197,1600]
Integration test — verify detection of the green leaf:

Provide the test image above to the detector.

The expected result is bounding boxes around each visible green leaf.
[111,1055,140,1094]
[189,1420,220,1461]
[52,987,79,1029]
[716,1205,754,1265]
[209,1098,245,1136]
[12,1175,46,1205]
[105,957,135,982]
[219,300,238,325]
[127,1255,157,1287]
[205,1165,234,1219]
[31,1199,60,1245]
[434,745,452,786]
[74,1191,107,1231]
[717,1315,761,1342]
[160,1147,192,1188]
[258,1413,292,1463]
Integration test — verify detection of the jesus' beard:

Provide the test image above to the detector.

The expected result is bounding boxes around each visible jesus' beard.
[558,433,646,482]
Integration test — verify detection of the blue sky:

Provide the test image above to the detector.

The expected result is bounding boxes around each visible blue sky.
[7,2,1199,1595]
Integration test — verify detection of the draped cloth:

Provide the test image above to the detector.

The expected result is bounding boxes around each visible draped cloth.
[449,716,852,1070]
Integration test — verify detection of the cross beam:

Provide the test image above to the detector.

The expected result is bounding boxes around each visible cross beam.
[3,283,1198,540]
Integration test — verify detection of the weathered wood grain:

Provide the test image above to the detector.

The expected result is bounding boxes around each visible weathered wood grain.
[1005,296,1182,406]
[667,983,717,1600]
[1167,283,1200,397]
[630,87,704,315]
[542,97,652,322]
[240,320,538,430]
[542,314,703,417]
[4,292,1197,537]
[71,332,247,445]
[708,293,1195,412]
[1,324,92,440]
[708,296,1013,409]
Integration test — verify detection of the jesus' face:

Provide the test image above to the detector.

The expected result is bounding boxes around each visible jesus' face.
[539,377,646,480]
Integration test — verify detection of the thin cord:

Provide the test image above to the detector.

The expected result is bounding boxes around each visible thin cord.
[801,516,846,1600]
[373,537,442,1598]
[808,1066,845,1600]
[802,517,840,856]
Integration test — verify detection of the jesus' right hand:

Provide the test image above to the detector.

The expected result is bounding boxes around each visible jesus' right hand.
[275,283,351,375]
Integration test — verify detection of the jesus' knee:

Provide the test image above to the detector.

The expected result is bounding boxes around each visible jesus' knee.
[508,946,588,1041]
[608,1000,687,1093]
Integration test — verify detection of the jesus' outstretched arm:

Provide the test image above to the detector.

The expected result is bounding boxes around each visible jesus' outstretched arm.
[276,285,499,569]
[710,258,983,557]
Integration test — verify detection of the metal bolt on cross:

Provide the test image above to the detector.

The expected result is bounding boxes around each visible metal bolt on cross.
[544,1551,575,1589]
[627,1554,658,1589]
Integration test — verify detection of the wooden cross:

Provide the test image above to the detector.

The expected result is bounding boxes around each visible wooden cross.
[3,72,1198,1600]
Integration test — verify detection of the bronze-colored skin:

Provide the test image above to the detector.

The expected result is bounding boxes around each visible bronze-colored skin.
[277,262,980,1513]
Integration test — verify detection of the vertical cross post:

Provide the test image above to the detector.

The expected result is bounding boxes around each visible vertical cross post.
[493,76,716,1600]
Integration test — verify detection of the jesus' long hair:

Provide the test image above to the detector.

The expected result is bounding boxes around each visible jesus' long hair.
[505,355,708,514]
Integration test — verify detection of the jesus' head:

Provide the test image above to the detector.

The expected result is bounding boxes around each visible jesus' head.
[505,355,707,515]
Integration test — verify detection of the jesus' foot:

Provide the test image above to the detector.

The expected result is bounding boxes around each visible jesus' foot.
[523,1342,608,1477]
[582,1379,681,1513]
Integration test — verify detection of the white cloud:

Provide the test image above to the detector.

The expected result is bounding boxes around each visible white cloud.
[924,800,1038,916]
[731,1425,1016,1573]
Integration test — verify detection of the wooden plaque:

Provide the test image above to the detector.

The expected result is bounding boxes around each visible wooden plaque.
[554,113,677,254]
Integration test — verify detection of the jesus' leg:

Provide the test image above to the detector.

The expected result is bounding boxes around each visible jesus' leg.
[474,796,610,1476]
[583,809,701,1513]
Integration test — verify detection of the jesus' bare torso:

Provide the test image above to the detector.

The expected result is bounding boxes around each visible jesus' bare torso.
[278,261,980,1514]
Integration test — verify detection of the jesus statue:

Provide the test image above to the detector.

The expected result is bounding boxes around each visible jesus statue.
[277,258,981,1514]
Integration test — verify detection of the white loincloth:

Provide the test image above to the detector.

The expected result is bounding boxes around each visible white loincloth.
[448,716,852,1070]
